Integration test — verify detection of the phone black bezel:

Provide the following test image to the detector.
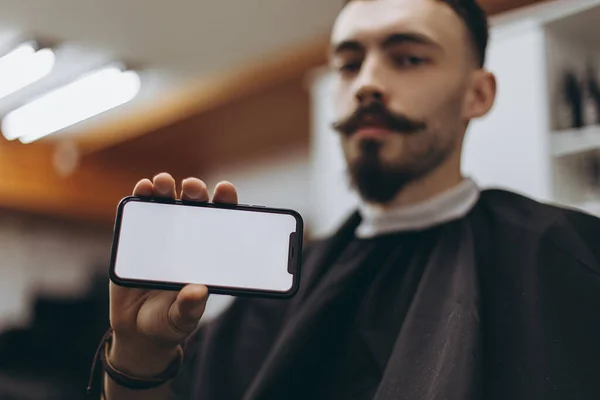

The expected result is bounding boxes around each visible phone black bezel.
[108,196,304,299]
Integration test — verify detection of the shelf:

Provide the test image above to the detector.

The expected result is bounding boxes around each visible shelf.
[551,125,600,157]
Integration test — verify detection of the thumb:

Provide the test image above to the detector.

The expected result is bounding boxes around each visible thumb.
[167,284,209,337]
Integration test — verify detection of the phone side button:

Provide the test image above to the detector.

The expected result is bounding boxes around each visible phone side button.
[252,204,266,207]
[238,203,250,206]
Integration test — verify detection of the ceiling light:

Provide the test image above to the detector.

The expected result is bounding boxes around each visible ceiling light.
[2,66,141,143]
[0,42,55,100]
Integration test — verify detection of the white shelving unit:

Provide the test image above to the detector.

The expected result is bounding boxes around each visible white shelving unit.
[551,125,600,157]
[461,0,600,217]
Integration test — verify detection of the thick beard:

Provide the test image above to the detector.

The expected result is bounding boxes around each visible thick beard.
[348,139,451,204]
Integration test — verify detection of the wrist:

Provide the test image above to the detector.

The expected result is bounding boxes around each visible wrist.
[109,334,181,378]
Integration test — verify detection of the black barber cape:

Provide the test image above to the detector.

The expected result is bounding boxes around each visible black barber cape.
[171,189,600,400]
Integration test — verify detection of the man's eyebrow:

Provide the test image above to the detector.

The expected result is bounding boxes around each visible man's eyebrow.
[330,32,443,57]
[330,40,364,56]
[381,32,442,50]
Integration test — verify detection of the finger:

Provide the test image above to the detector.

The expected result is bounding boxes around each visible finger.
[132,179,153,196]
[181,178,209,202]
[153,173,177,198]
[212,181,238,204]
[168,285,209,335]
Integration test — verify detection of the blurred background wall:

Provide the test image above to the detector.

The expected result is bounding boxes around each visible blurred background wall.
[0,0,598,398]
[0,211,110,331]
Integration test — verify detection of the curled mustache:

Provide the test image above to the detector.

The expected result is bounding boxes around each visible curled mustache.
[331,101,426,136]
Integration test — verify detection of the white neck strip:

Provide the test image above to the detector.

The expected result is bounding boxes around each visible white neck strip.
[355,178,480,238]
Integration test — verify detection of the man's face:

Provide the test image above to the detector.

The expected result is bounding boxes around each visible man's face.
[330,0,479,203]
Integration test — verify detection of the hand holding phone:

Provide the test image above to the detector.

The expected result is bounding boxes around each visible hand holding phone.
[107,173,264,381]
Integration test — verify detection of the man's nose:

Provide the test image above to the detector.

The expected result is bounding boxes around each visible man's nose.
[356,87,385,104]
[353,57,388,106]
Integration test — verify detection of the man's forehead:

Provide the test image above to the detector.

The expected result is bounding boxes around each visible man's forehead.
[331,0,464,48]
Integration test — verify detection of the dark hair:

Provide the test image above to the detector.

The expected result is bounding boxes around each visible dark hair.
[343,0,489,67]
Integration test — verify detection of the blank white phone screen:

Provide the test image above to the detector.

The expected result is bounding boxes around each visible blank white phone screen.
[113,201,299,292]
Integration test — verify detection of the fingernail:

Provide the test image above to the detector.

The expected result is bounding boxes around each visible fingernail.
[186,184,203,199]
[155,182,170,196]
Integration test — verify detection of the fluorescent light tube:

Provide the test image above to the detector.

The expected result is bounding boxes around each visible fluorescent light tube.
[2,66,141,143]
[0,42,55,100]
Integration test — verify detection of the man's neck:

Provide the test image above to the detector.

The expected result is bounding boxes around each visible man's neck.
[364,163,463,212]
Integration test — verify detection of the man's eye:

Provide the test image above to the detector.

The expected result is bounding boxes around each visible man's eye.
[338,62,362,74]
[393,56,426,67]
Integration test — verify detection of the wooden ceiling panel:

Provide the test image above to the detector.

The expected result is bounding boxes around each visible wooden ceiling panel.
[99,75,311,175]
[73,37,327,155]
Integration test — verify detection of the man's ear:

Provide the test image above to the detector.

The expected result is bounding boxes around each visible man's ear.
[463,70,496,120]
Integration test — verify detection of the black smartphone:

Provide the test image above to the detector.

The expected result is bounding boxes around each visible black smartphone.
[109,196,304,298]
